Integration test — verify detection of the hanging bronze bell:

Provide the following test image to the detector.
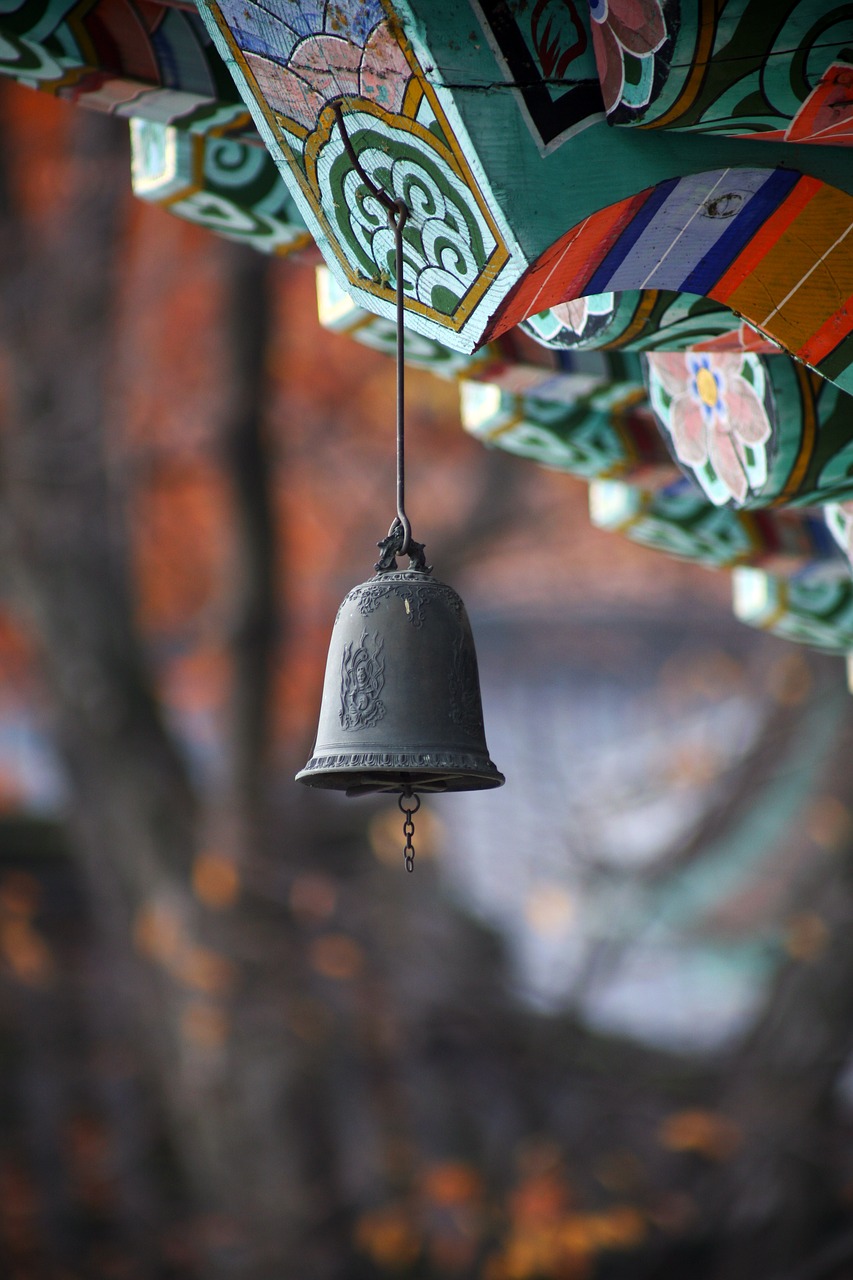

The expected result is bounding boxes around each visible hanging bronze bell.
[296,540,504,796]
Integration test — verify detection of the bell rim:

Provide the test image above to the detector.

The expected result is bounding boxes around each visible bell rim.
[296,755,505,793]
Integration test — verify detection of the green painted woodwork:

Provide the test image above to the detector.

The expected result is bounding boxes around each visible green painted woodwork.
[823,500,853,578]
[130,117,311,255]
[600,0,853,142]
[7,0,853,667]
[522,290,779,354]
[9,0,851,391]
[317,266,503,380]
[315,266,645,401]
[0,0,242,120]
[460,381,676,485]
[590,478,843,572]
[733,564,853,653]
[192,0,853,371]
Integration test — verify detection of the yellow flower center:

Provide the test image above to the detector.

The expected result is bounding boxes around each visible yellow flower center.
[695,367,718,407]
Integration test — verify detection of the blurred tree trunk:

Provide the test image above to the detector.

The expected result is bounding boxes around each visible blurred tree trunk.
[0,103,310,1277]
[216,238,278,841]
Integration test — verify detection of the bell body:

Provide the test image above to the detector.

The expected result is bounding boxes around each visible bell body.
[296,569,504,794]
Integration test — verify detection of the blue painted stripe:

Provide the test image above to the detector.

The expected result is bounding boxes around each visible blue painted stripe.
[681,167,801,295]
[584,180,678,293]
[600,171,737,291]
[598,169,788,295]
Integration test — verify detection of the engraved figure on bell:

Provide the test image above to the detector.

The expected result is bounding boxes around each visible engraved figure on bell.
[340,632,386,730]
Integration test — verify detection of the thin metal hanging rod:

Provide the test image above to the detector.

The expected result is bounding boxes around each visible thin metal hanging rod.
[333,103,411,557]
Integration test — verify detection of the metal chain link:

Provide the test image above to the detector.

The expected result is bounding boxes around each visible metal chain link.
[398,789,420,873]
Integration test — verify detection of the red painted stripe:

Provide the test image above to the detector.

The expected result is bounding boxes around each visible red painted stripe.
[484,192,647,342]
[798,300,853,367]
[711,175,823,303]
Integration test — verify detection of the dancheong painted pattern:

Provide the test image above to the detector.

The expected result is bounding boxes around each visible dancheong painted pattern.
[6,0,853,667]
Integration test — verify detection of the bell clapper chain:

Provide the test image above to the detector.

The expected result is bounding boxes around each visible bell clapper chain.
[335,104,425,870]
[399,788,419,873]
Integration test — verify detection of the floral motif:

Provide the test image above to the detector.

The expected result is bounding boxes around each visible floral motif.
[246,18,412,130]
[552,297,589,334]
[531,0,588,79]
[646,352,772,506]
[740,63,853,148]
[589,0,667,116]
[785,63,853,146]
[523,291,616,348]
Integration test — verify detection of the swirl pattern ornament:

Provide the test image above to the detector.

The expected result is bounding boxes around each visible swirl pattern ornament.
[0,31,65,82]
[340,632,386,730]
[350,580,425,623]
[314,110,497,321]
[130,120,310,256]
